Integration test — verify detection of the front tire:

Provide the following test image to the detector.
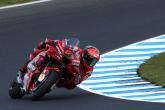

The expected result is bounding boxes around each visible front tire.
[31,71,58,100]
[8,78,25,99]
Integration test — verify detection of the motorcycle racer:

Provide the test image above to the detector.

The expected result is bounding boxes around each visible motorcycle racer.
[17,38,100,91]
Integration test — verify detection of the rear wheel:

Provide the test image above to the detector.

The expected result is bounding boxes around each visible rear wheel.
[31,71,59,100]
[8,78,25,99]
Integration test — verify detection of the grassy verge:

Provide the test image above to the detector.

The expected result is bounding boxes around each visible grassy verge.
[0,0,35,6]
[137,52,165,87]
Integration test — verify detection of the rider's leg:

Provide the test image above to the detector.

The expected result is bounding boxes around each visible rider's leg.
[17,60,30,84]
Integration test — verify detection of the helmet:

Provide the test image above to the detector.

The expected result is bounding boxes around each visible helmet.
[83,45,100,66]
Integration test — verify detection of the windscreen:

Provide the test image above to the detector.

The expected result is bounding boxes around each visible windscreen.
[65,38,80,50]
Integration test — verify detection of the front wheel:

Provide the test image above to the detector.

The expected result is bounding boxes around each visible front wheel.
[31,71,59,100]
[8,78,25,99]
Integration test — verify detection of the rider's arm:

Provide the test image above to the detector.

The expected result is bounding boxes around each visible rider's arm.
[81,67,94,82]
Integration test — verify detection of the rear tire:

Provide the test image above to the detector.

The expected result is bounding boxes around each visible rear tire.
[31,71,58,100]
[8,79,25,99]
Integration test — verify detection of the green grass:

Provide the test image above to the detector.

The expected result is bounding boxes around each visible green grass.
[137,52,165,87]
[0,0,35,6]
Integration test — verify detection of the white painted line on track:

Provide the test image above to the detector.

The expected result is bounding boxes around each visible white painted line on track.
[94,65,138,72]
[91,72,137,77]
[0,0,51,10]
[141,38,165,42]
[130,95,165,100]
[125,45,165,49]
[84,81,150,88]
[84,77,141,83]
[100,56,150,61]
[105,50,165,55]
[113,91,165,97]
[93,86,161,93]
[95,61,143,66]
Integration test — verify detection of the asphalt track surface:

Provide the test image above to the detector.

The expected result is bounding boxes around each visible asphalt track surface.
[0,0,165,110]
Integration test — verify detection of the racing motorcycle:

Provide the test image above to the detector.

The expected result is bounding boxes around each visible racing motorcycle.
[9,38,81,100]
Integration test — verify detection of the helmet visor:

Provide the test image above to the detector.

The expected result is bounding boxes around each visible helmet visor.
[84,53,98,66]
